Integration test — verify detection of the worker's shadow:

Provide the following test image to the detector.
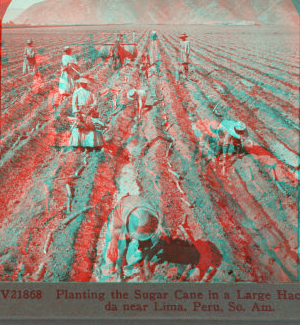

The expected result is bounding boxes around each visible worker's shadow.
[148,237,222,270]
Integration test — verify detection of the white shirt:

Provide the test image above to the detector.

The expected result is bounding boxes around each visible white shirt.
[62,54,77,67]
[180,40,190,62]
[149,40,160,65]
[72,87,97,114]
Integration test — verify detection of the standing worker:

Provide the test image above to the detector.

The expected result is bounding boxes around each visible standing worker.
[148,31,161,75]
[178,33,190,80]
[112,31,124,70]
[147,31,161,104]
[59,46,79,98]
[70,77,103,151]
[23,39,36,75]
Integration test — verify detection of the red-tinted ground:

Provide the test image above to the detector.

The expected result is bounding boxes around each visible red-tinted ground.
[0,25,299,282]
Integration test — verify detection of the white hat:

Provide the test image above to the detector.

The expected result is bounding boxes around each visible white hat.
[228,121,247,139]
[64,46,72,52]
[150,31,157,38]
[127,208,159,241]
[27,39,33,44]
[76,77,92,84]
[179,33,188,39]
[127,88,137,100]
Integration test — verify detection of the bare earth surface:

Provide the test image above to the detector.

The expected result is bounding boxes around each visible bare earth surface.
[0,25,299,282]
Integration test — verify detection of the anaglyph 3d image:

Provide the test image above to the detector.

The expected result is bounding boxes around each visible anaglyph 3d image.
[0,0,299,282]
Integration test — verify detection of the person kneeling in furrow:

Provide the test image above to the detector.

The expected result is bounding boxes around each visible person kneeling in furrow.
[100,195,166,281]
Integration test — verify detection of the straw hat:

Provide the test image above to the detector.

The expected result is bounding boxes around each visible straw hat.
[127,88,137,100]
[76,77,93,84]
[227,121,247,139]
[150,31,158,39]
[127,208,159,241]
[209,121,221,134]
[179,33,188,39]
[63,46,72,52]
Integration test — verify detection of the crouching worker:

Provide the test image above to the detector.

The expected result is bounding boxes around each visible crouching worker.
[217,120,249,175]
[69,77,104,151]
[127,88,148,122]
[192,120,221,171]
[101,195,164,282]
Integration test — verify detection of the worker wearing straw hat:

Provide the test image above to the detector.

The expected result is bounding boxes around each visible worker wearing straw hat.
[70,76,103,150]
[192,119,221,166]
[58,46,79,97]
[178,33,190,80]
[217,120,249,175]
[146,31,161,103]
[148,31,161,72]
[111,31,124,70]
[101,195,166,281]
[23,39,36,75]
[127,87,148,121]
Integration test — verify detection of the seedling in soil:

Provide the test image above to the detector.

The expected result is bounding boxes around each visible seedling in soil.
[44,183,50,215]
[75,165,86,177]
[188,267,201,282]
[200,266,217,283]
[59,206,92,230]
[66,184,72,213]
[31,262,46,281]
[44,231,53,254]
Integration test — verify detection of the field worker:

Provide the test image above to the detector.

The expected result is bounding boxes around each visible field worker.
[146,31,161,103]
[192,119,221,164]
[148,31,161,74]
[1,41,11,77]
[127,87,148,121]
[59,46,79,98]
[178,33,190,79]
[101,195,163,280]
[23,39,36,75]
[139,52,150,84]
[70,77,103,150]
[112,31,124,70]
[218,120,249,175]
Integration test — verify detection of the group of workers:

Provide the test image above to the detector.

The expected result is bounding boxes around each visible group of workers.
[18,31,279,282]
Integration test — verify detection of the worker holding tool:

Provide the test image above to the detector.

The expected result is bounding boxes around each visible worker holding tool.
[23,39,36,75]
[192,119,223,174]
[101,195,167,281]
[111,31,124,70]
[69,77,103,150]
[148,31,161,74]
[59,46,80,98]
[178,33,190,80]
[139,52,150,85]
[216,120,249,176]
[127,88,148,122]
